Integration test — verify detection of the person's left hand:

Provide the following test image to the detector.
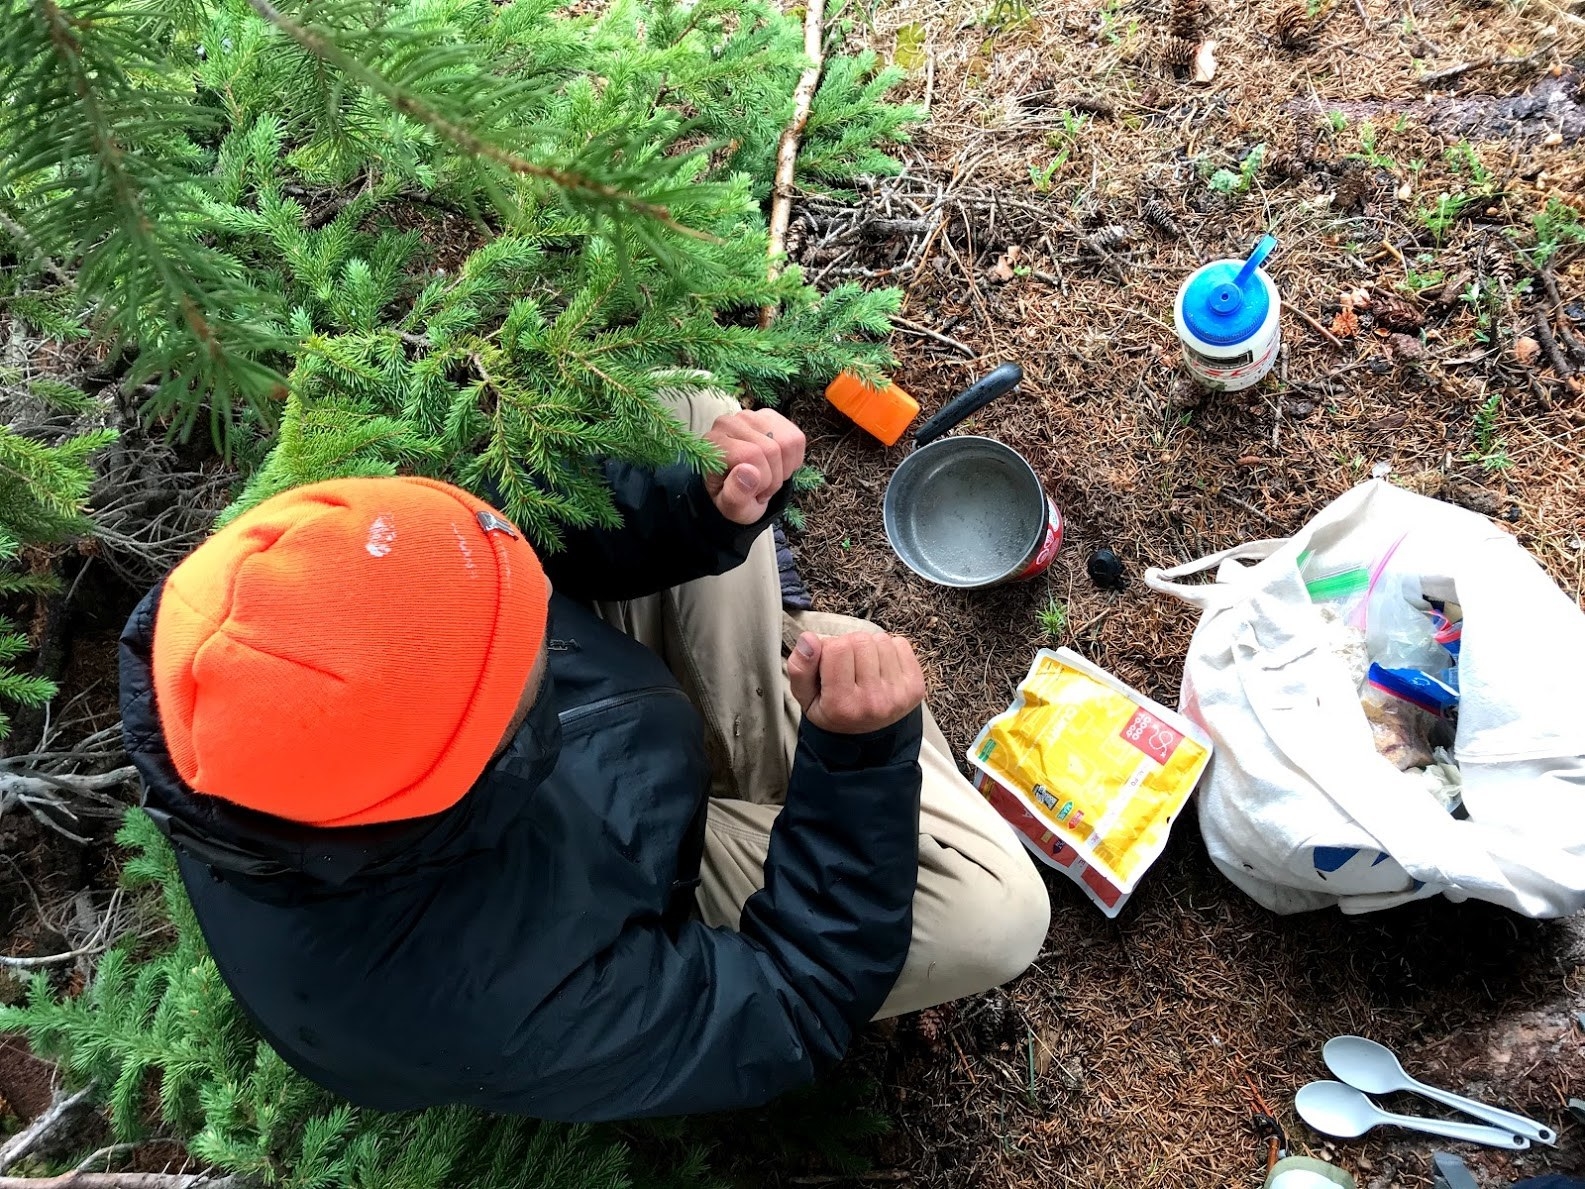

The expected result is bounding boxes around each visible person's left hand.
[702,408,807,525]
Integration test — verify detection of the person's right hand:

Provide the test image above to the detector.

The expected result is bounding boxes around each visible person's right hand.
[787,631,926,735]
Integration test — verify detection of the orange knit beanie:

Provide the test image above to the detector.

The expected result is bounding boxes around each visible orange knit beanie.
[151,477,550,827]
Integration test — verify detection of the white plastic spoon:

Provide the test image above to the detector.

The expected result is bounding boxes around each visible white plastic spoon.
[1324,1036,1556,1146]
[1296,1081,1530,1150]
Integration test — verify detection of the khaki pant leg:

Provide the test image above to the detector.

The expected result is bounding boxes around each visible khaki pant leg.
[591,390,796,804]
[587,403,1051,1016]
[698,612,1051,1018]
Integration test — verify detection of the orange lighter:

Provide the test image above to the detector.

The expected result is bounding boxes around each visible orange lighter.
[824,371,920,446]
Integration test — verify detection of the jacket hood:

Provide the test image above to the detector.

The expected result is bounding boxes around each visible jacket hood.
[119,585,562,888]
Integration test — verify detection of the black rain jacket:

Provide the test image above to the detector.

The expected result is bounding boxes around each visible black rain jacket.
[118,461,924,1122]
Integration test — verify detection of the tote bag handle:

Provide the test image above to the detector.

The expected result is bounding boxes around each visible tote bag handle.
[1144,539,1289,611]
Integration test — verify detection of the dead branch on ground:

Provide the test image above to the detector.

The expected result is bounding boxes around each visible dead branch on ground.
[1290,305,1345,349]
[91,433,234,587]
[759,0,826,328]
[0,766,137,845]
[1534,312,1575,378]
[1416,41,1557,87]
[0,1176,244,1189]
[892,316,977,358]
[1,888,125,969]
[70,1149,139,1176]
[0,1088,96,1174]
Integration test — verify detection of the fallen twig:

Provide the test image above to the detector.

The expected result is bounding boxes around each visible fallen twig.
[0,1176,242,1189]
[0,1088,97,1174]
[1069,606,1116,640]
[1290,305,1345,349]
[1535,267,1585,365]
[1417,42,1557,87]
[758,0,826,328]
[787,1174,911,1185]
[73,1148,139,1175]
[892,316,977,358]
[2,887,124,970]
[0,767,136,808]
[1287,360,1377,393]
[1216,490,1287,533]
[0,943,105,970]
[0,767,137,845]
[1534,313,1575,378]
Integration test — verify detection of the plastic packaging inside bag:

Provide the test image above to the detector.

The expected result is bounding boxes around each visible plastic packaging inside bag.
[1307,539,1465,784]
[1419,747,1463,813]
[1316,604,1370,688]
[1361,680,1438,770]
[1365,570,1450,674]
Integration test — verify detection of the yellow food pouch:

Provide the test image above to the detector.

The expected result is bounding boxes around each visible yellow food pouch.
[968,648,1212,894]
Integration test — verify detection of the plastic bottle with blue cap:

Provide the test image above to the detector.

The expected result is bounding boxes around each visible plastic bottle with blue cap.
[1173,235,1282,392]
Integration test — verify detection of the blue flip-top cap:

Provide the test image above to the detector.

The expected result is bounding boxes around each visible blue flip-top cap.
[1182,235,1277,346]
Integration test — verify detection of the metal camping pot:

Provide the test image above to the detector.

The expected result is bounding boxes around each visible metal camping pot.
[883,363,1063,589]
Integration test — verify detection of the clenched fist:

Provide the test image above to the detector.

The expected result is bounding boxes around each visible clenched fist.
[787,631,927,736]
[702,408,807,525]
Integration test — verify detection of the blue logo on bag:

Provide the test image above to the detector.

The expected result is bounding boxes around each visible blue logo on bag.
[1312,847,1392,875]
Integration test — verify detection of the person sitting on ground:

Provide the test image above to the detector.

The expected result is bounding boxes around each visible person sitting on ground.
[117,393,1051,1122]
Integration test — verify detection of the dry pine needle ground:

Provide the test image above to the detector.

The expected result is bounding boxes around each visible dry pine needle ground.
[776,0,1585,1183]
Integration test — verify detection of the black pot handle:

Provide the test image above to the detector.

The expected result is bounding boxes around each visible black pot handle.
[913,362,1023,446]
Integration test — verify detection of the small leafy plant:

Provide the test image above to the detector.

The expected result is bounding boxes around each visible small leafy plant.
[1348,122,1397,171]
[1036,597,1068,638]
[1031,112,1087,193]
[1468,391,1513,473]
[1207,144,1266,197]
[1523,198,1585,267]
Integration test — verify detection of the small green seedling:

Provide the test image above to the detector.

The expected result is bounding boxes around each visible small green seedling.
[981,0,1032,31]
[1527,198,1585,266]
[1401,268,1445,294]
[1416,192,1474,243]
[1208,143,1266,197]
[1031,111,1087,192]
[1030,152,1068,192]
[1445,140,1491,186]
[1467,390,1513,473]
[1036,597,1068,638]
[1348,122,1397,171]
[1096,0,1139,45]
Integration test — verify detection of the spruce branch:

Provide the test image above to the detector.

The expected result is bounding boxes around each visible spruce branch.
[243,0,699,235]
[3,0,288,446]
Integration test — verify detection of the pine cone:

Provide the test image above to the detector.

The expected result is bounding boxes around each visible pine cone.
[1265,150,1303,180]
[972,990,1015,1051]
[1373,293,1424,332]
[1332,164,1370,213]
[1273,4,1311,48]
[1086,224,1130,253]
[1169,0,1204,41]
[785,211,817,263]
[1142,198,1183,238]
[915,1005,950,1049]
[1162,36,1198,68]
[1489,251,1516,293]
